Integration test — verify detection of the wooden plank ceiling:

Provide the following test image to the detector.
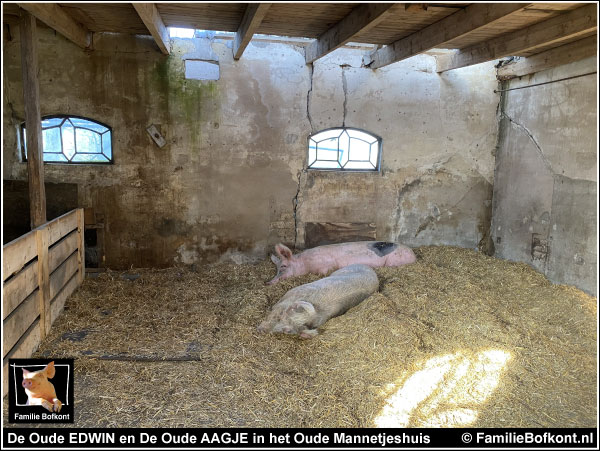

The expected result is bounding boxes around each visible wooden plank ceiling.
[3,2,597,73]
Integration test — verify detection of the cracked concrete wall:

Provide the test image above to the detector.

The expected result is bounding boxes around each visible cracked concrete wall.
[3,28,306,267]
[3,26,500,269]
[491,57,597,295]
[297,49,499,252]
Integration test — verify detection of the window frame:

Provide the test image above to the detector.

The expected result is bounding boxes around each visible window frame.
[307,126,383,172]
[20,114,114,165]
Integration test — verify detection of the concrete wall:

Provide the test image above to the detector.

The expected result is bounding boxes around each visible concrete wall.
[299,51,498,253]
[492,57,597,295]
[3,25,500,269]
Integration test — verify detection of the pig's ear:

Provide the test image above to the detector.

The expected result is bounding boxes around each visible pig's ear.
[270,254,280,265]
[22,368,30,376]
[44,361,56,379]
[275,244,293,260]
[290,301,315,315]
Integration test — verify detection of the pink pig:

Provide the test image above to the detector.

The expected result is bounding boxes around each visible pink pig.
[267,241,416,285]
[21,361,63,413]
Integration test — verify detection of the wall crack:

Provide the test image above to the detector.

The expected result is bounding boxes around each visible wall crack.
[501,112,555,175]
[341,65,349,127]
[293,169,307,249]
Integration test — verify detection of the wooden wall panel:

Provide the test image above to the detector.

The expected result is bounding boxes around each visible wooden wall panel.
[2,208,85,397]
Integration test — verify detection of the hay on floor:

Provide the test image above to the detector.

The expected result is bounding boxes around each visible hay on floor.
[6,246,596,428]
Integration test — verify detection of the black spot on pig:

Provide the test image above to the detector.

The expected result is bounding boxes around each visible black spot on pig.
[369,242,397,257]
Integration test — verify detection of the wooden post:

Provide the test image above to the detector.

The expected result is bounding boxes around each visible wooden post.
[20,10,47,229]
[77,208,85,283]
[35,228,50,338]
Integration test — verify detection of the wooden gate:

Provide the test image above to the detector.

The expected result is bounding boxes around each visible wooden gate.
[3,208,85,396]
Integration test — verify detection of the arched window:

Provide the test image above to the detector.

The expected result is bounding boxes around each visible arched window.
[308,127,381,171]
[22,116,113,164]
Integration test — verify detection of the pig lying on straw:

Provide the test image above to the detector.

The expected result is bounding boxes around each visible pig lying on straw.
[267,241,416,285]
[258,264,379,339]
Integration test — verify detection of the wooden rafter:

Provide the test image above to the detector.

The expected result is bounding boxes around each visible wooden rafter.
[305,3,395,64]
[17,3,92,49]
[365,3,531,69]
[497,35,598,80]
[437,4,597,73]
[233,3,271,60]
[133,3,170,55]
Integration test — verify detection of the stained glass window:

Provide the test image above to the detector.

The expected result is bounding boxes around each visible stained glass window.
[308,127,381,171]
[22,116,113,164]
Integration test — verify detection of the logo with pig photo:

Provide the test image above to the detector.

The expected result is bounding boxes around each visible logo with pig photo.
[8,359,74,423]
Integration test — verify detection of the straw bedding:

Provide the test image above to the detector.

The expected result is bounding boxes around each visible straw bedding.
[5,246,596,428]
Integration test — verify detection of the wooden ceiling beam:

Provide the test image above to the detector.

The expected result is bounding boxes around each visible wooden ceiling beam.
[133,3,170,55]
[17,3,92,49]
[497,35,598,80]
[233,3,271,60]
[305,3,395,64]
[436,4,597,73]
[365,3,531,69]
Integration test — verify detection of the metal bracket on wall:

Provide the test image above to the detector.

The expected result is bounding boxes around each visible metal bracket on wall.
[493,71,597,93]
[146,124,167,148]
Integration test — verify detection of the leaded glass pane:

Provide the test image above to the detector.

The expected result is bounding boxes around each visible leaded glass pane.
[347,128,378,144]
[71,153,111,163]
[41,117,65,128]
[62,120,76,160]
[370,142,379,167]
[310,160,341,169]
[22,115,113,164]
[316,138,338,161]
[102,131,112,159]
[69,117,108,133]
[349,138,370,161]
[307,127,381,171]
[339,131,349,167]
[311,129,344,142]
[44,153,68,163]
[308,139,317,166]
[76,127,102,153]
[343,160,376,170]
[42,127,62,153]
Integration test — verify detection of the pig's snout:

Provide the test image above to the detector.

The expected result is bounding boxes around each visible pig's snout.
[273,324,293,334]
[22,379,32,389]
[265,276,279,285]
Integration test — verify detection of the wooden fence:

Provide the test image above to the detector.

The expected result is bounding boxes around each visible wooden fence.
[3,208,85,397]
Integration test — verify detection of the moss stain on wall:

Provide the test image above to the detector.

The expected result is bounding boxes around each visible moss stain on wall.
[151,51,221,153]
